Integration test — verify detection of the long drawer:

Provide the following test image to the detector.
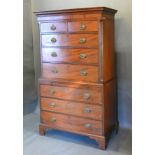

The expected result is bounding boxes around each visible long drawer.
[42,63,98,82]
[41,48,99,65]
[40,84,102,104]
[40,97,102,120]
[41,111,102,135]
[41,34,98,47]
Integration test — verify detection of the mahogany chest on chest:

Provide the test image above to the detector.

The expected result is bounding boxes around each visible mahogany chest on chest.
[35,7,118,149]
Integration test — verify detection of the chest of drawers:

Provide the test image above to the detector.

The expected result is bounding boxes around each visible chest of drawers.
[35,7,118,149]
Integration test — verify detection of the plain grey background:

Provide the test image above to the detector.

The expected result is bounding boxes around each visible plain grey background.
[23,0,132,129]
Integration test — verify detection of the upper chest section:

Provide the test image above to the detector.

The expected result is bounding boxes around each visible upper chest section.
[36,12,102,34]
[35,7,117,34]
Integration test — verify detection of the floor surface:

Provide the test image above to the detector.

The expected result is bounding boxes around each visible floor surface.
[23,113,132,155]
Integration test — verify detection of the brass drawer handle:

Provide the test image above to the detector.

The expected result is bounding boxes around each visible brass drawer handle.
[84,107,91,113]
[83,93,90,100]
[49,89,55,94]
[80,70,87,76]
[51,67,58,74]
[84,123,92,128]
[50,24,56,31]
[79,38,86,44]
[80,23,86,30]
[49,102,55,107]
[79,53,86,59]
[51,38,57,43]
[50,117,56,122]
[51,52,57,57]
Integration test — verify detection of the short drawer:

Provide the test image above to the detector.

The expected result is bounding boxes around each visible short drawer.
[40,85,102,104]
[41,48,98,65]
[41,111,102,135]
[41,34,98,47]
[40,98,102,120]
[68,21,98,32]
[42,63,98,82]
[40,22,67,33]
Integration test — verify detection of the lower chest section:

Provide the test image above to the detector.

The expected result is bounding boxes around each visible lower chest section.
[39,82,104,135]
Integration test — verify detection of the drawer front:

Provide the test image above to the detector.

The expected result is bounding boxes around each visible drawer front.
[40,22,67,33]
[42,63,98,82]
[40,85,102,104]
[68,21,98,32]
[41,34,98,47]
[42,48,98,64]
[41,111,102,135]
[40,98,102,120]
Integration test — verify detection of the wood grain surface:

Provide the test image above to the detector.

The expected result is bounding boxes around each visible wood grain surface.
[41,111,102,135]
[68,21,98,32]
[42,63,99,82]
[40,21,67,33]
[40,97,102,120]
[41,48,99,65]
[40,84,102,104]
[41,34,98,47]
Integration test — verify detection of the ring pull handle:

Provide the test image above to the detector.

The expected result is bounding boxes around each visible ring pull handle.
[80,70,87,76]
[49,102,55,107]
[48,89,55,95]
[79,38,86,44]
[50,117,56,122]
[51,38,57,43]
[51,67,58,74]
[51,52,57,57]
[80,23,86,30]
[50,24,56,31]
[83,107,91,113]
[83,93,90,100]
[84,123,91,128]
[79,53,87,59]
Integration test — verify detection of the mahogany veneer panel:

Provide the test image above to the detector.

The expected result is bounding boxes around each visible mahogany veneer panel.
[41,111,102,135]
[40,84,102,104]
[40,22,67,33]
[40,97,102,120]
[41,34,98,47]
[42,63,99,82]
[41,48,99,65]
[68,21,98,32]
